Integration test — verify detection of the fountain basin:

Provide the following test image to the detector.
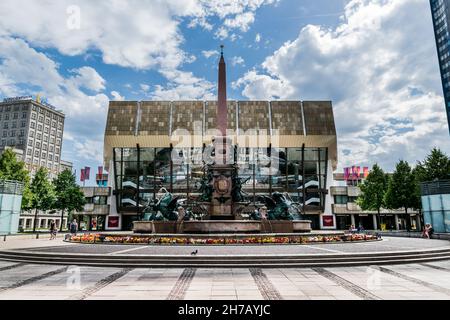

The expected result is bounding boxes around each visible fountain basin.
[133,220,312,234]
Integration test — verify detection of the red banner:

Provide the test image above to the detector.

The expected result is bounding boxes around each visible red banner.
[108,217,119,228]
[98,166,103,176]
[84,167,91,180]
[322,216,334,227]
[80,169,85,182]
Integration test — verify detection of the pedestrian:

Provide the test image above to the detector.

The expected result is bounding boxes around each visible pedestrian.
[422,223,433,239]
[49,220,57,240]
[428,224,434,238]
[70,219,78,235]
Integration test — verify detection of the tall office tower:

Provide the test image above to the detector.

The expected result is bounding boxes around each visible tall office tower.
[431,0,450,132]
[0,96,67,179]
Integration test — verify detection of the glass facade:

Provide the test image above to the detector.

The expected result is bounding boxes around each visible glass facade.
[112,147,329,217]
[0,180,24,235]
[431,0,450,132]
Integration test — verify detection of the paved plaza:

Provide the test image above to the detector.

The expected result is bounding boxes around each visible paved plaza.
[0,236,449,300]
[0,259,450,300]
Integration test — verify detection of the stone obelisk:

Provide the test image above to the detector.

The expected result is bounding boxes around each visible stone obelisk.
[209,45,235,220]
[217,45,227,137]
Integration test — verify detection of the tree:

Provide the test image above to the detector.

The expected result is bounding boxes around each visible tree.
[357,164,387,230]
[0,149,33,209]
[53,169,86,231]
[384,160,420,231]
[30,167,56,232]
[415,147,450,183]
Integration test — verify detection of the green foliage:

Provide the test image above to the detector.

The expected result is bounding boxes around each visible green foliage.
[0,149,32,209]
[53,169,86,213]
[0,149,29,182]
[384,160,420,212]
[415,147,450,183]
[357,164,387,214]
[31,167,55,211]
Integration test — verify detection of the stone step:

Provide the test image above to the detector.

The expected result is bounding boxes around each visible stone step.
[1,249,449,268]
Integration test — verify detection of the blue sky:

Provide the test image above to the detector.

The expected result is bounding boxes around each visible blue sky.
[0,0,449,186]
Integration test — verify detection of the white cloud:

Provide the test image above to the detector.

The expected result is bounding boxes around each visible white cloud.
[231,56,245,66]
[111,91,124,101]
[70,66,106,92]
[234,0,449,171]
[215,27,229,40]
[152,70,215,100]
[140,84,151,92]
[202,50,219,59]
[224,12,255,32]
[255,33,261,43]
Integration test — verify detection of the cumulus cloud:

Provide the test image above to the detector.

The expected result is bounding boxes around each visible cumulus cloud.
[70,66,106,92]
[202,50,219,59]
[231,56,245,66]
[234,0,449,171]
[111,91,124,101]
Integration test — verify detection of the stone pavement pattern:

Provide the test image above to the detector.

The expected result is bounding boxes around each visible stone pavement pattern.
[6,236,450,255]
[0,260,449,300]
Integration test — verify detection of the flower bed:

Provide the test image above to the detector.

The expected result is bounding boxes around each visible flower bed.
[68,233,379,245]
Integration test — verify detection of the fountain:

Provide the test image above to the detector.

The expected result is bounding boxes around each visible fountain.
[133,46,312,235]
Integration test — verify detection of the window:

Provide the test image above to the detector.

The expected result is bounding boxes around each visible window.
[30,122,35,129]
[2,131,7,138]
[37,133,42,140]
[56,139,61,146]
[43,144,47,150]
[28,139,33,146]
[43,135,48,142]
[49,146,54,152]
[5,114,9,120]
[13,113,18,119]
[12,122,16,128]
[3,123,8,129]
[31,113,37,120]
[44,127,49,134]
[10,131,15,137]
[48,154,53,161]
[21,121,26,127]
[19,130,24,137]
[38,124,43,131]
[34,150,39,157]
[22,112,27,119]
[27,149,32,156]
[334,195,348,204]
[93,196,107,205]
[45,118,50,125]
[35,142,40,148]
[29,130,34,137]
[38,116,43,122]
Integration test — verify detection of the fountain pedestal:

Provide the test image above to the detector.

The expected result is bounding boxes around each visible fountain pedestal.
[209,136,235,220]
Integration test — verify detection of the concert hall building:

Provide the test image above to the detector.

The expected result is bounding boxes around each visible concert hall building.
[103,99,338,231]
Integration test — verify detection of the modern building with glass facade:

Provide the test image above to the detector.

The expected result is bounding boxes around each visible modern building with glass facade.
[421,180,450,233]
[431,0,450,132]
[103,100,337,231]
[0,180,24,235]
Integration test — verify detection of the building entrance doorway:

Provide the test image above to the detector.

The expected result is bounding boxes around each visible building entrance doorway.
[336,215,351,230]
